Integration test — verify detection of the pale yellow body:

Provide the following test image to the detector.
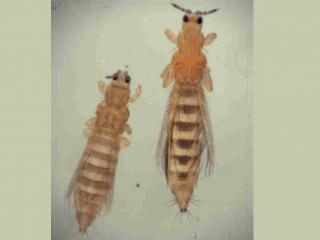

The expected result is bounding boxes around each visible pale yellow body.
[67,71,141,232]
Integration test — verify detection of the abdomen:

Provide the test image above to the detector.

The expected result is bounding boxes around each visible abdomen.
[74,129,120,232]
[167,86,202,211]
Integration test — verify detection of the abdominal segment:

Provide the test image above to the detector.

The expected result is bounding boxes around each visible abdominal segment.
[74,131,119,232]
[167,86,202,211]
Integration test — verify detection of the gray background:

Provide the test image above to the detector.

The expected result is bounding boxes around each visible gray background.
[52,0,253,239]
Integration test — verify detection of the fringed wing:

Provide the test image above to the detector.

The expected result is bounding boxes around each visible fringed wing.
[65,141,92,200]
[197,87,215,176]
[156,63,179,175]
[66,116,99,200]
[155,87,179,174]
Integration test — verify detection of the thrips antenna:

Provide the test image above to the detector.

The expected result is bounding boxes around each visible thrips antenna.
[171,2,192,14]
[195,8,219,15]
[171,2,219,16]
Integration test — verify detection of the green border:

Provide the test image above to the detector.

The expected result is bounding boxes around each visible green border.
[0,1,50,239]
[254,0,320,239]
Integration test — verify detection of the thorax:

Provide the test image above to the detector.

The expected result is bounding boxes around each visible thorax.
[96,101,129,133]
[172,33,207,85]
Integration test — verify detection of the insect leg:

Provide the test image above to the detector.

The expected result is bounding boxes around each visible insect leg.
[204,33,217,46]
[97,80,110,95]
[83,117,96,138]
[165,29,178,44]
[202,67,214,92]
[119,136,130,149]
[85,117,96,127]
[161,64,174,88]
[161,64,170,79]
[125,124,132,135]
[83,128,94,138]
[129,85,142,103]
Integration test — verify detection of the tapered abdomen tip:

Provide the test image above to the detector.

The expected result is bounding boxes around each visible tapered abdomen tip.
[77,212,94,233]
[173,189,191,212]
[178,201,188,212]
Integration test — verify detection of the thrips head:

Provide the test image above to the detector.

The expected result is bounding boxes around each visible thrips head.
[181,13,204,35]
[106,69,131,88]
[105,69,131,106]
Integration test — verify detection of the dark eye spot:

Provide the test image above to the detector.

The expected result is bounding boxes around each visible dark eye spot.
[183,15,189,22]
[113,75,118,80]
[125,76,131,83]
[197,17,203,24]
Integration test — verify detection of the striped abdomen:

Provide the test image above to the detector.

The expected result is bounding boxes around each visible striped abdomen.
[168,87,202,211]
[74,129,120,232]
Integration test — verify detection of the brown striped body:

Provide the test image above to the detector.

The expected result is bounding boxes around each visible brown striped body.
[167,85,203,211]
[165,21,208,212]
[75,86,130,232]
[67,70,141,233]
[74,128,122,232]
[158,6,217,212]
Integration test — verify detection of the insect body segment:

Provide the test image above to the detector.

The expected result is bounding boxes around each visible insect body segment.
[67,70,141,233]
[157,3,218,212]
[168,86,203,212]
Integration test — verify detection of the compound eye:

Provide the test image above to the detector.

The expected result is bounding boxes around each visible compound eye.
[125,76,131,84]
[197,17,203,24]
[183,15,189,22]
[112,74,118,80]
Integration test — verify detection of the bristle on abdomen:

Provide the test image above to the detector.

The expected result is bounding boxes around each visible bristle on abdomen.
[74,131,119,233]
[168,87,201,212]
